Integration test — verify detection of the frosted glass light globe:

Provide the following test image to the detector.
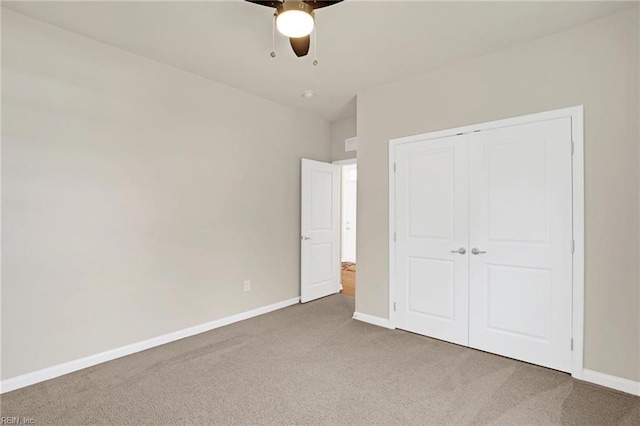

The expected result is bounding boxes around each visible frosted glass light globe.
[276,10,314,38]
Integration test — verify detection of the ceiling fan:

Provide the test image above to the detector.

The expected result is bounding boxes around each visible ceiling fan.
[246,1,344,58]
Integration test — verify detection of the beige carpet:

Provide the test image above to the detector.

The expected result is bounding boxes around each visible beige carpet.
[1,294,639,425]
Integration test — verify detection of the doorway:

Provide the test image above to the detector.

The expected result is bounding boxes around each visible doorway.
[299,158,357,303]
[335,159,357,297]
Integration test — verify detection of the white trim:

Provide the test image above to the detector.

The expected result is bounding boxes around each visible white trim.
[332,158,357,166]
[388,141,397,329]
[388,105,585,379]
[389,106,583,146]
[353,312,393,329]
[334,158,358,271]
[570,107,585,379]
[0,297,300,394]
[581,369,640,396]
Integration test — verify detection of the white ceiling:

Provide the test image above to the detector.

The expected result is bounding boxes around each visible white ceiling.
[3,1,636,122]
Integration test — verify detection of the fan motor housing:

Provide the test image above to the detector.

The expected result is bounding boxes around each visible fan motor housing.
[277,1,315,18]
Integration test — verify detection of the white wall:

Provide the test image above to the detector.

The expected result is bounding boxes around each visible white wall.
[330,116,357,161]
[1,9,331,380]
[356,8,640,381]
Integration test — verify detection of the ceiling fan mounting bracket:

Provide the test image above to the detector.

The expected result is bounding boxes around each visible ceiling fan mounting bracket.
[276,1,315,19]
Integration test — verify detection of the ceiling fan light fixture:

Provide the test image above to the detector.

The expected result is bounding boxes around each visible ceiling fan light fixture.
[276,2,315,38]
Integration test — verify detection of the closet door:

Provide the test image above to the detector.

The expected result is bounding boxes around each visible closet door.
[395,134,470,346]
[468,118,573,372]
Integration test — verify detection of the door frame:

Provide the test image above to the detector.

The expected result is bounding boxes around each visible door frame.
[388,105,584,379]
[331,158,358,268]
[332,159,358,166]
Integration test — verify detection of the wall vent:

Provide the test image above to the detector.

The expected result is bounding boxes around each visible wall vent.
[345,137,358,152]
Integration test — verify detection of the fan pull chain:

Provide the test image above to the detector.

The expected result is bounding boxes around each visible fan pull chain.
[313,21,318,66]
[270,12,276,58]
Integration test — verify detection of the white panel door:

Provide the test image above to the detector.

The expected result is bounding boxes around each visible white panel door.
[395,135,470,346]
[468,118,573,372]
[301,159,341,303]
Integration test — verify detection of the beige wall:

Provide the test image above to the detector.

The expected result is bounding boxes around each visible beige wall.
[1,10,330,379]
[330,116,357,161]
[356,8,640,381]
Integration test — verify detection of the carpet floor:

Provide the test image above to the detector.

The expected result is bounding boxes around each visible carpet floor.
[1,294,639,425]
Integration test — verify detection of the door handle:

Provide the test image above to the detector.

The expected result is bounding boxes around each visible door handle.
[301,236,311,240]
[450,247,466,255]
[471,247,486,255]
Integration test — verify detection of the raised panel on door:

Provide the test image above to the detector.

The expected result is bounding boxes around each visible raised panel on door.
[301,159,341,303]
[408,257,455,320]
[395,134,469,346]
[468,118,573,372]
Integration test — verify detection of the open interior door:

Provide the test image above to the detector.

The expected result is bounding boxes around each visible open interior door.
[301,159,341,303]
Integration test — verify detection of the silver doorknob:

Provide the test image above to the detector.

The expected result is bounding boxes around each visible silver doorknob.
[471,248,486,255]
[450,247,466,255]
[301,236,311,240]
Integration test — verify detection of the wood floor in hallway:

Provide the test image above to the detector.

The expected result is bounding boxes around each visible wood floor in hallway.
[341,262,355,297]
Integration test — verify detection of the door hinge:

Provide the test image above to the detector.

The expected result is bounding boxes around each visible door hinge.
[571,141,575,155]
[393,232,396,242]
[571,239,575,253]
[393,163,396,173]
[571,338,574,351]
[393,302,396,311]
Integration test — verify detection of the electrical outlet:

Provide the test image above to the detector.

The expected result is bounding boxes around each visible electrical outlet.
[243,280,251,292]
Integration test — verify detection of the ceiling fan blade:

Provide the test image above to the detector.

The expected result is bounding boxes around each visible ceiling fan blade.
[244,0,282,8]
[304,0,343,9]
[290,35,310,57]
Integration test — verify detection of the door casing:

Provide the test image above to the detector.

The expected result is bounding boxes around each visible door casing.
[333,159,358,287]
[388,105,584,379]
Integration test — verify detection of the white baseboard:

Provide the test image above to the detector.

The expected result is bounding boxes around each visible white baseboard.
[581,369,640,396]
[0,297,300,394]
[349,314,640,396]
[6,301,637,398]
[352,311,394,329]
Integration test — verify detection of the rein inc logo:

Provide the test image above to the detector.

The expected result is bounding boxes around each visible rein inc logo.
[0,418,35,425]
